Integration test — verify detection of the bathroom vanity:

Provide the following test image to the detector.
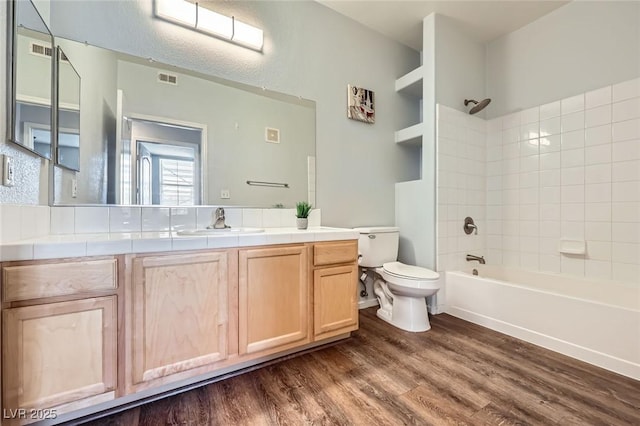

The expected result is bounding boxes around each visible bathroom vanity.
[0,228,359,425]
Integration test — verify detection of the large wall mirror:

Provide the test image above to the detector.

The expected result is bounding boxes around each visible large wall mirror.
[7,0,54,159]
[56,47,81,171]
[45,30,315,208]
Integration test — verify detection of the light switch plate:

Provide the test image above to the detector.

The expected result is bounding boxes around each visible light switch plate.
[220,189,230,199]
[2,155,15,187]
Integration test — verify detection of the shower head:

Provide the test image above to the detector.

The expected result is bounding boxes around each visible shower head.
[464,98,491,115]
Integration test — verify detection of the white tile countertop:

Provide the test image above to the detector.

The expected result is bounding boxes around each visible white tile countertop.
[0,227,360,262]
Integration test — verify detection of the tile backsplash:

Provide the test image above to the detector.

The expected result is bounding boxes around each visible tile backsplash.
[0,205,321,243]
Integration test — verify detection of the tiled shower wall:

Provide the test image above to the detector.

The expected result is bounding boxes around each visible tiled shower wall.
[485,77,640,283]
[436,105,486,271]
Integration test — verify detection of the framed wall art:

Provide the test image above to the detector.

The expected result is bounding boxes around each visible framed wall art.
[347,85,375,124]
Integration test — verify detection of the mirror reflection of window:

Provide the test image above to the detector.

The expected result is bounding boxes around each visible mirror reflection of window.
[130,118,203,206]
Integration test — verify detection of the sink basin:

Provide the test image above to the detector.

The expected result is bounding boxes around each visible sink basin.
[176,227,264,236]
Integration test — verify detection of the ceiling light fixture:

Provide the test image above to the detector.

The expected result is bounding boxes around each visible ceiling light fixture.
[155,0,264,51]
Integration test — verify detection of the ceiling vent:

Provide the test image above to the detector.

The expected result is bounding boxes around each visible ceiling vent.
[158,72,178,85]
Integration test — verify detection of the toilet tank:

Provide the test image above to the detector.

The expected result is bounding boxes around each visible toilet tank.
[354,227,399,267]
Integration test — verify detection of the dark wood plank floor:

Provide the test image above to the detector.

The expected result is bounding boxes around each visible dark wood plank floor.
[81,308,640,425]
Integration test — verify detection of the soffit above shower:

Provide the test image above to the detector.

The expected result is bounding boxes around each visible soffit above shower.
[316,0,570,51]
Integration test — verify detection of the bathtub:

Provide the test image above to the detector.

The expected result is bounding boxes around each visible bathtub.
[445,265,640,380]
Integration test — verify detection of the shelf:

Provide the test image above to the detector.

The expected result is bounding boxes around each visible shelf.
[395,123,423,146]
[395,66,423,98]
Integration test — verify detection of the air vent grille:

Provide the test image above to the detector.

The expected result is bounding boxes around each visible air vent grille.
[265,127,280,144]
[30,42,53,58]
[158,72,178,85]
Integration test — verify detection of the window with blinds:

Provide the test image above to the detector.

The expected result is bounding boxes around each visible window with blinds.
[159,158,195,205]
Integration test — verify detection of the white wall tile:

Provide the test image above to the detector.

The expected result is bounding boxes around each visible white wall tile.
[585,145,611,165]
[520,107,539,124]
[562,221,585,239]
[540,220,561,238]
[539,254,561,273]
[224,209,243,227]
[109,207,142,233]
[584,124,612,146]
[612,263,640,282]
[170,208,197,232]
[585,105,611,128]
[561,185,585,203]
[19,206,38,240]
[584,203,611,222]
[612,160,640,182]
[561,203,584,222]
[585,183,611,203]
[612,97,640,122]
[50,207,75,235]
[520,123,539,141]
[561,94,585,115]
[585,164,611,184]
[141,207,171,232]
[561,256,584,276]
[262,209,283,227]
[612,202,639,222]
[561,111,585,133]
[611,242,640,264]
[587,241,612,261]
[612,140,640,162]
[612,181,640,202]
[242,209,263,228]
[540,169,561,187]
[612,77,640,102]
[586,221,612,242]
[561,167,584,186]
[75,207,109,234]
[612,118,640,142]
[614,219,639,243]
[539,118,561,138]
[540,205,561,221]
[561,130,584,150]
[561,148,584,168]
[540,101,561,120]
[503,112,521,129]
[585,86,611,109]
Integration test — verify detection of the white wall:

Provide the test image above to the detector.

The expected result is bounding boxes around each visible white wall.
[46,0,419,227]
[434,15,486,115]
[487,1,640,118]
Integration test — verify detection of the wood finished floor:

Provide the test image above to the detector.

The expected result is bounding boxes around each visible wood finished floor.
[82,308,640,425]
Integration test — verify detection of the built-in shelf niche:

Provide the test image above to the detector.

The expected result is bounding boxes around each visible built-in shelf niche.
[395,65,424,147]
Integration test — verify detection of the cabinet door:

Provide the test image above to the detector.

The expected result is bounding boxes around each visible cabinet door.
[2,297,117,413]
[130,251,228,389]
[314,265,358,339]
[239,246,309,355]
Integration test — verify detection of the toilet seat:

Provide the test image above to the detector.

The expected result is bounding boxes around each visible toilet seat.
[382,261,439,281]
[377,262,441,291]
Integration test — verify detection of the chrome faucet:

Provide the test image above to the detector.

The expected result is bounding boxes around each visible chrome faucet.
[466,254,485,264]
[208,207,230,229]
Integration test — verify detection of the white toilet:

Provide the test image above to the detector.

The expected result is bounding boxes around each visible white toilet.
[355,227,441,332]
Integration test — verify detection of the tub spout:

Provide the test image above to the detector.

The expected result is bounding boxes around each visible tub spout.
[466,254,485,264]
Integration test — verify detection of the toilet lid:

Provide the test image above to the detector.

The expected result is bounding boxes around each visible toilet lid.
[382,261,439,280]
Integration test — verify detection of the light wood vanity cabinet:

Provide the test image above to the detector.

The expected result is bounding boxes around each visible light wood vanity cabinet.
[126,251,233,393]
[1,257,121,424]
[0,238,358,423]
[312,241,359,340]
[238,245,310,356]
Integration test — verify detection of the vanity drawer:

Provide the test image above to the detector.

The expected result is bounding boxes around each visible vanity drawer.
[2,258,118,302]
[313,241,358,266]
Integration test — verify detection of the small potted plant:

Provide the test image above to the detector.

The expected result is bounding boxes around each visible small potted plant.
[295,201,312,230]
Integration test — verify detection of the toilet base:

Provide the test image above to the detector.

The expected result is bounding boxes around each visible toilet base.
[376,294,431,332]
